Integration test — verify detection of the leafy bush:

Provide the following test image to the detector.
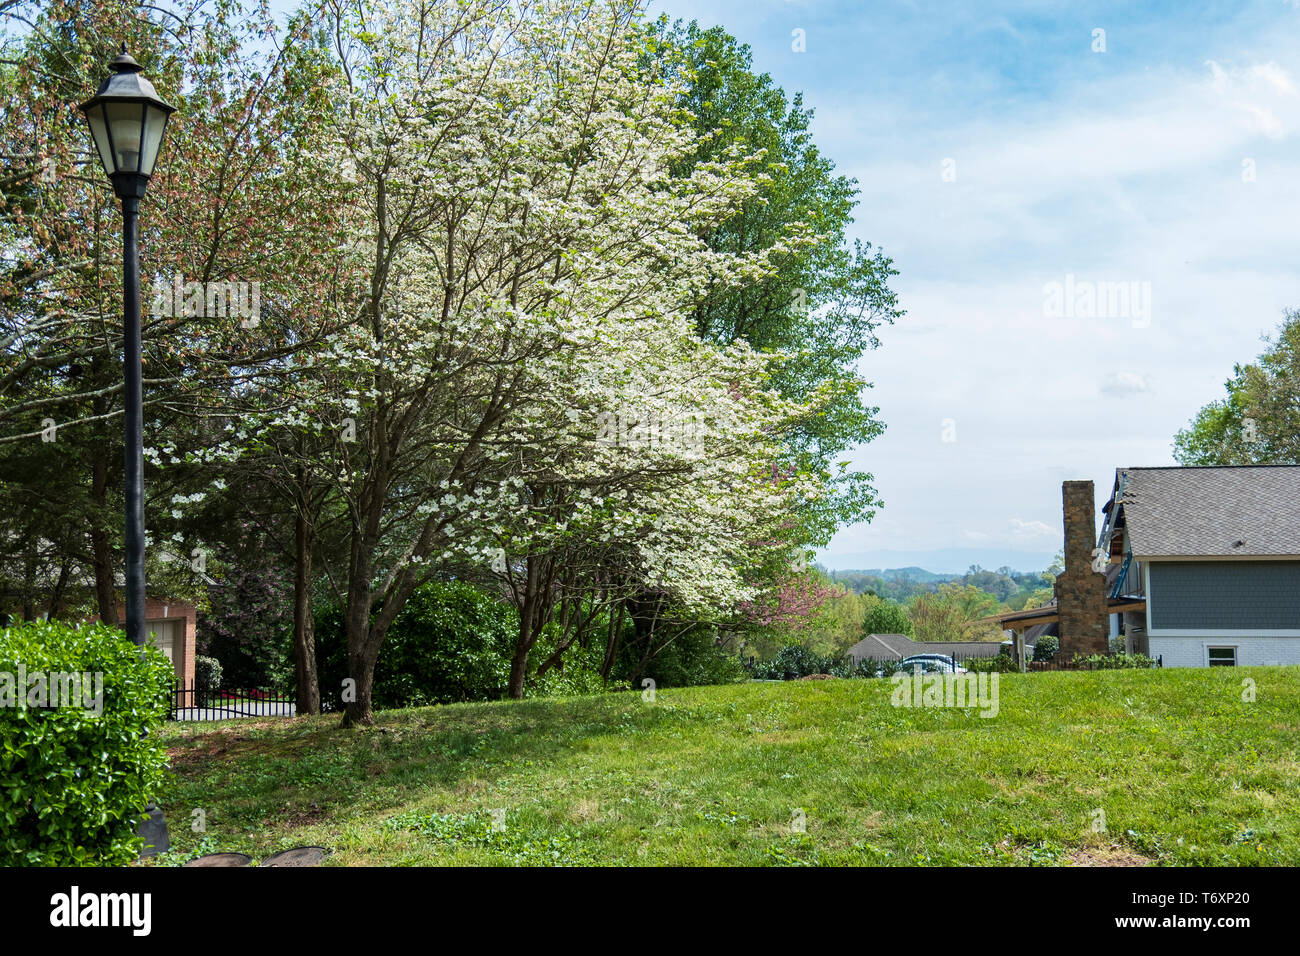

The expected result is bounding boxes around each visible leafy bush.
[527,628,609,699]
[1070,652,1157,670]
[1032,636,1059,662]
[965,653,1016,673]
[747,644,839,680]
[633,626,747,689]
[840,656,905,679]
[1108,635,1126,654]
[317,581,518,710]
[194,655,222,706]
[0,620,173,865]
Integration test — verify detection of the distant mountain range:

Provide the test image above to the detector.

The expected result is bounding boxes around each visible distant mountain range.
[817,548,1058,576]
[827,566,954,582]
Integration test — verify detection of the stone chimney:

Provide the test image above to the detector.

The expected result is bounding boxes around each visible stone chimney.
[1054,480,1109,659]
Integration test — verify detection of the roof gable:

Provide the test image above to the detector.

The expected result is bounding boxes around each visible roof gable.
[1113,465,1300,558]
[846,633,1005,660]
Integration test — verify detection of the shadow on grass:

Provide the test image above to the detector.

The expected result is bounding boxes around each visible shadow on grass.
[159,690,691,839]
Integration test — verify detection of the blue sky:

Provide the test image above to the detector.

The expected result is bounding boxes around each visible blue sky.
[646,0,1300,571]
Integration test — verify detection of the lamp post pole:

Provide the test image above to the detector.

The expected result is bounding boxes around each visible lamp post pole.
[122,193,145,647]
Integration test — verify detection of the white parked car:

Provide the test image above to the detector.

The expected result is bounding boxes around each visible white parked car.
[897,654,967,675]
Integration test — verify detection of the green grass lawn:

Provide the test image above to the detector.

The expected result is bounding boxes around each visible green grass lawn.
[154,667,1300,866]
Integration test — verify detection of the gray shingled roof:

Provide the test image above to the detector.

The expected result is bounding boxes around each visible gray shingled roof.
[1115,465,1300,558]
[1022,622,1056,642]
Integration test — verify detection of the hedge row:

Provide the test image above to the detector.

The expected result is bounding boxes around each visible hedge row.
[1,620,172,866]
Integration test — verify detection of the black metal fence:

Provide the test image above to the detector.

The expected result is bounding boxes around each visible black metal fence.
[912,650,1163,673]
[169,680,296,721]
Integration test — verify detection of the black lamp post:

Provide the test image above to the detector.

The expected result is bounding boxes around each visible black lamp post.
[79,43,176,857]
[78,45,175,649]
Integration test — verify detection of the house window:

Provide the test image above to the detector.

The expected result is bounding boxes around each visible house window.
[1207,646,1237,667]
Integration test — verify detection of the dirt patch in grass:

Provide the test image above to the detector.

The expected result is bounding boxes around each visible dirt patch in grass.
[270,802,330,827]
[852,808,885,829]
[1068,846,1152,867]
[166,745,210,770]
[752,731,810,744]
[167,726,314,770]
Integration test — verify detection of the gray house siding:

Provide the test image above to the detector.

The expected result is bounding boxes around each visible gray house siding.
[1148,561,1300,630]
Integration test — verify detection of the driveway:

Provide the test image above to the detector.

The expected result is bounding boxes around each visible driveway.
[172,700,297,721]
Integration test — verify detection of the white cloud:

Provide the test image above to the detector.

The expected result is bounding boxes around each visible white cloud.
[958,518,1056,545]
[1100,372,1152,397]
[1203,59,1298,139]
[1009,518,1055,538]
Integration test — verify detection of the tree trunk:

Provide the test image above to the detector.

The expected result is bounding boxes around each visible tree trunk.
[340,452,385,726]
[341,581,379,726]
[625,593,663,687]
[341,639,378,727]
[89,519,118,624]
[600,600,625,683]
[507,554,547,699]
[21,552,35,621]
[47,554,71,620]
[507,628,532,700]
[292,485,321,715]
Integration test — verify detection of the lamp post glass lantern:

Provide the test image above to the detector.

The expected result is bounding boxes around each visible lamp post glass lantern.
[78,44,174,857]
[79,44,175,195]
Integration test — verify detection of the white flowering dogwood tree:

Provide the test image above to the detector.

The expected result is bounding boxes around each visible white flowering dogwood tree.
[291,0,831,722]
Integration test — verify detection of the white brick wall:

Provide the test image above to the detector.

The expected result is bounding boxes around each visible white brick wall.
[1148,636,1300,668]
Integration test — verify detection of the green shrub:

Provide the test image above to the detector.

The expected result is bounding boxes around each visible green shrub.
[632,626,747,689]
[527,631,609,699]
[194,655,222,706]
[840,656,904,678]
[965,653,1016,673]
[1070,652,1157,670]
[1032,636,1059,662]
[747,644,837,680]
[317,581,518,710]
[0,620,173,865]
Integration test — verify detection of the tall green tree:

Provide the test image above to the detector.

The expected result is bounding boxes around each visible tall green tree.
[654,19,903,545]
[908,583,1003,643]
[860,594,912,636]
[1173,311,1300,465]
